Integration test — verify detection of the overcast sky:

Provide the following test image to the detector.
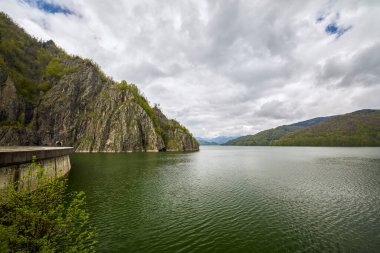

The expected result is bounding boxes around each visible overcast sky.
[1,0,380,138]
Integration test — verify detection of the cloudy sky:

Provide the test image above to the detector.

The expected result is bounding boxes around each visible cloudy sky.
[1,0,380,138]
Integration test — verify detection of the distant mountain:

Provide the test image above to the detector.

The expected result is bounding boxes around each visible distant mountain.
[224,110,380,146]
[197,136,238,145]
[197,139,219,145]
[273,110,380,146]
[209,136,238,144]
[223,125,303,146]
[224,116,332,146]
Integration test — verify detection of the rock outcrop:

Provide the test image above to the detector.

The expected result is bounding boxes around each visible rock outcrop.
[0,13,198,152]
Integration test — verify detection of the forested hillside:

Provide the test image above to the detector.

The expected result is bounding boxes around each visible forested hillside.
[273,110,380,146]
[225,110,380,147]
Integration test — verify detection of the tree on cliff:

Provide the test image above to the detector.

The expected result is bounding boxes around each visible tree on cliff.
[0,160,96,252]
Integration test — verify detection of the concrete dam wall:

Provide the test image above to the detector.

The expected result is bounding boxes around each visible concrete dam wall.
[0,146,73,191]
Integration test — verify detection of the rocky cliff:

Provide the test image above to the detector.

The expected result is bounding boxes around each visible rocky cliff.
[0,13,198,152]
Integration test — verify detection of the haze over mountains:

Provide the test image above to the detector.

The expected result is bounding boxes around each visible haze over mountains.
[196,136,238,145]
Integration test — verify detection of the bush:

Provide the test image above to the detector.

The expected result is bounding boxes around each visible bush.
[0,160,96,252]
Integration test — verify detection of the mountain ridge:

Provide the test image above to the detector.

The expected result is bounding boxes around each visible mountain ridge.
[196,136,238,145]
[273,109,380,146]
[224,109,380,146]
[0,12,199,152]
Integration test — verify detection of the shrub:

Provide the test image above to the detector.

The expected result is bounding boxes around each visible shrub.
[0,159,96,252]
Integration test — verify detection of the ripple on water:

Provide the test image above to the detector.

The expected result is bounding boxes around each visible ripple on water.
[68,147,380,253]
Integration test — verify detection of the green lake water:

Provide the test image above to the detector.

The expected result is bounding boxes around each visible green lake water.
[68,146,380,252]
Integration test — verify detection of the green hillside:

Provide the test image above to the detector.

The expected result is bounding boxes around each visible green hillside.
[0,13,81,103]
[225,110,380,147]
[224,125,302,146]
[273,110,380,146]
[224,116,333,146]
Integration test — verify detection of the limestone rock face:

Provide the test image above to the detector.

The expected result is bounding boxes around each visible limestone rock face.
[154,107,199,151]
[0,66,7,84]
[0,58,198,151]
[0,78,21,123]
[0,14,199,152]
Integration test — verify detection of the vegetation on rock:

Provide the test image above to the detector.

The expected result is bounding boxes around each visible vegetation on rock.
[0,13,76,103]
[0,12,198,152]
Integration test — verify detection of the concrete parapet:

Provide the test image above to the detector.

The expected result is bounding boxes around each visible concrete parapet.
[0,146,73,191]
[0,146,74,167]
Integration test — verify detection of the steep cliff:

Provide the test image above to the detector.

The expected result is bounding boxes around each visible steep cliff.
[0,13,198,152]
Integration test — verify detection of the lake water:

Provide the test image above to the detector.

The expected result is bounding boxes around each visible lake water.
[68,146,380,252]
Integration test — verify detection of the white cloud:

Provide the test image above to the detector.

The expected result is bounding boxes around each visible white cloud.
[1,0,380,137]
